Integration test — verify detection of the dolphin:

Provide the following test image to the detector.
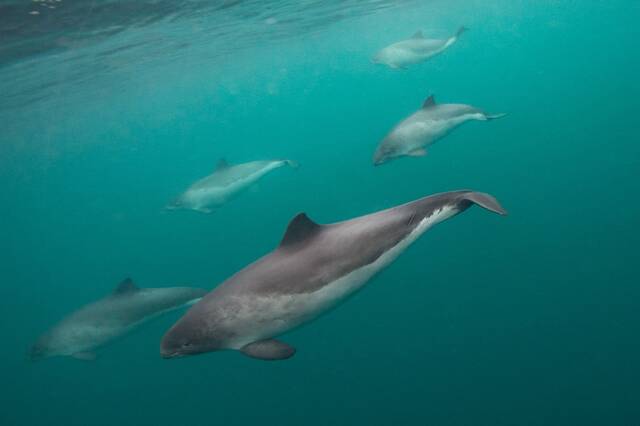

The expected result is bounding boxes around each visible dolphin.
[160,190,506,361]
[372,27,467,69]
[166,158,298,213]
[29,279,207,361]
[373,95,507,166]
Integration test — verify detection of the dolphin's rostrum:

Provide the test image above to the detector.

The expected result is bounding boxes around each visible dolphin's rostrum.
[160,190,507,361]
[373,95,507,165]
[29,279,207,361]
[167,158,298,213]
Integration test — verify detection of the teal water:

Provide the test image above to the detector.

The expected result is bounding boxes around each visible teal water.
[1,1,639,425]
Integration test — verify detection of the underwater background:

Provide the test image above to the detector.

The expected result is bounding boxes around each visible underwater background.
[1,0,639,425]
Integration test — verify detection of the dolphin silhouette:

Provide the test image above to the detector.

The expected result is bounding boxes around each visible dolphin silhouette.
[30,279,206,361]
[373,95,507,165]
[372,27,467,69]
[166,158,298,214]
[160,190,506,361]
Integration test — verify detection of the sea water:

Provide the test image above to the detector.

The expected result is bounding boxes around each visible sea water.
[1,1,639,425]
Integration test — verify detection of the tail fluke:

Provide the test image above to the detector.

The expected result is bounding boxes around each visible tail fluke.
[285,160,300,169]
[463,192,507,216]
[455,26,468,38]
[484,112,508,120]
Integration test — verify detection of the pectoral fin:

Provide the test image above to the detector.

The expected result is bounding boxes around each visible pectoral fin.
[408,148,427,157]
[72,352,97,361]
[240,339,296,361]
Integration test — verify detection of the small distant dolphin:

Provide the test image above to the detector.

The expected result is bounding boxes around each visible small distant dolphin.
[372,27,467,69]
[167,159,298,213]
[29,279,206,361]
[373,95,507,165]
[160,190,506,361]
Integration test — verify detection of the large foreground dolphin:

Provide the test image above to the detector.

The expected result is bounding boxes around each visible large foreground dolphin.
[160,190,507,361]
[30,279,206,361]
[167,159,298,213]
[372,27,467,69]
[373,95,507,165]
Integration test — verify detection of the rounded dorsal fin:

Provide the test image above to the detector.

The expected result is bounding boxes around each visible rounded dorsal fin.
[114,278,138,295]
[412,30,425,39]
[422,95,436,109]
[279,213,322,247]
[215,158,230,171]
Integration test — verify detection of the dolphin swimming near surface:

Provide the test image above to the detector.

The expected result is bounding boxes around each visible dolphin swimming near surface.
[373,95,507,166]
[160,190,507,361]
[167,158,298,213]
[29,279,207,361]
[372,27,467,69]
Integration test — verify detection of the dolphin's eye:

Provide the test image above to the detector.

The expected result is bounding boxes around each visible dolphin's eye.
[182,342,192,348]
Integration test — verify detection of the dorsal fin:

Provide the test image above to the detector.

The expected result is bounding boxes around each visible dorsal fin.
[215,158,229,171]
[411,30,424,39]
[422,95,436,109]
[279,213,322,247]
[114,278,138,295]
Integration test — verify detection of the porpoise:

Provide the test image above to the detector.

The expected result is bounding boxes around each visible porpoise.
[29,279,206,361]
[160,190,506,361]
[167,158,298,213]
[372,27,467,69]
[373,95,507,165]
